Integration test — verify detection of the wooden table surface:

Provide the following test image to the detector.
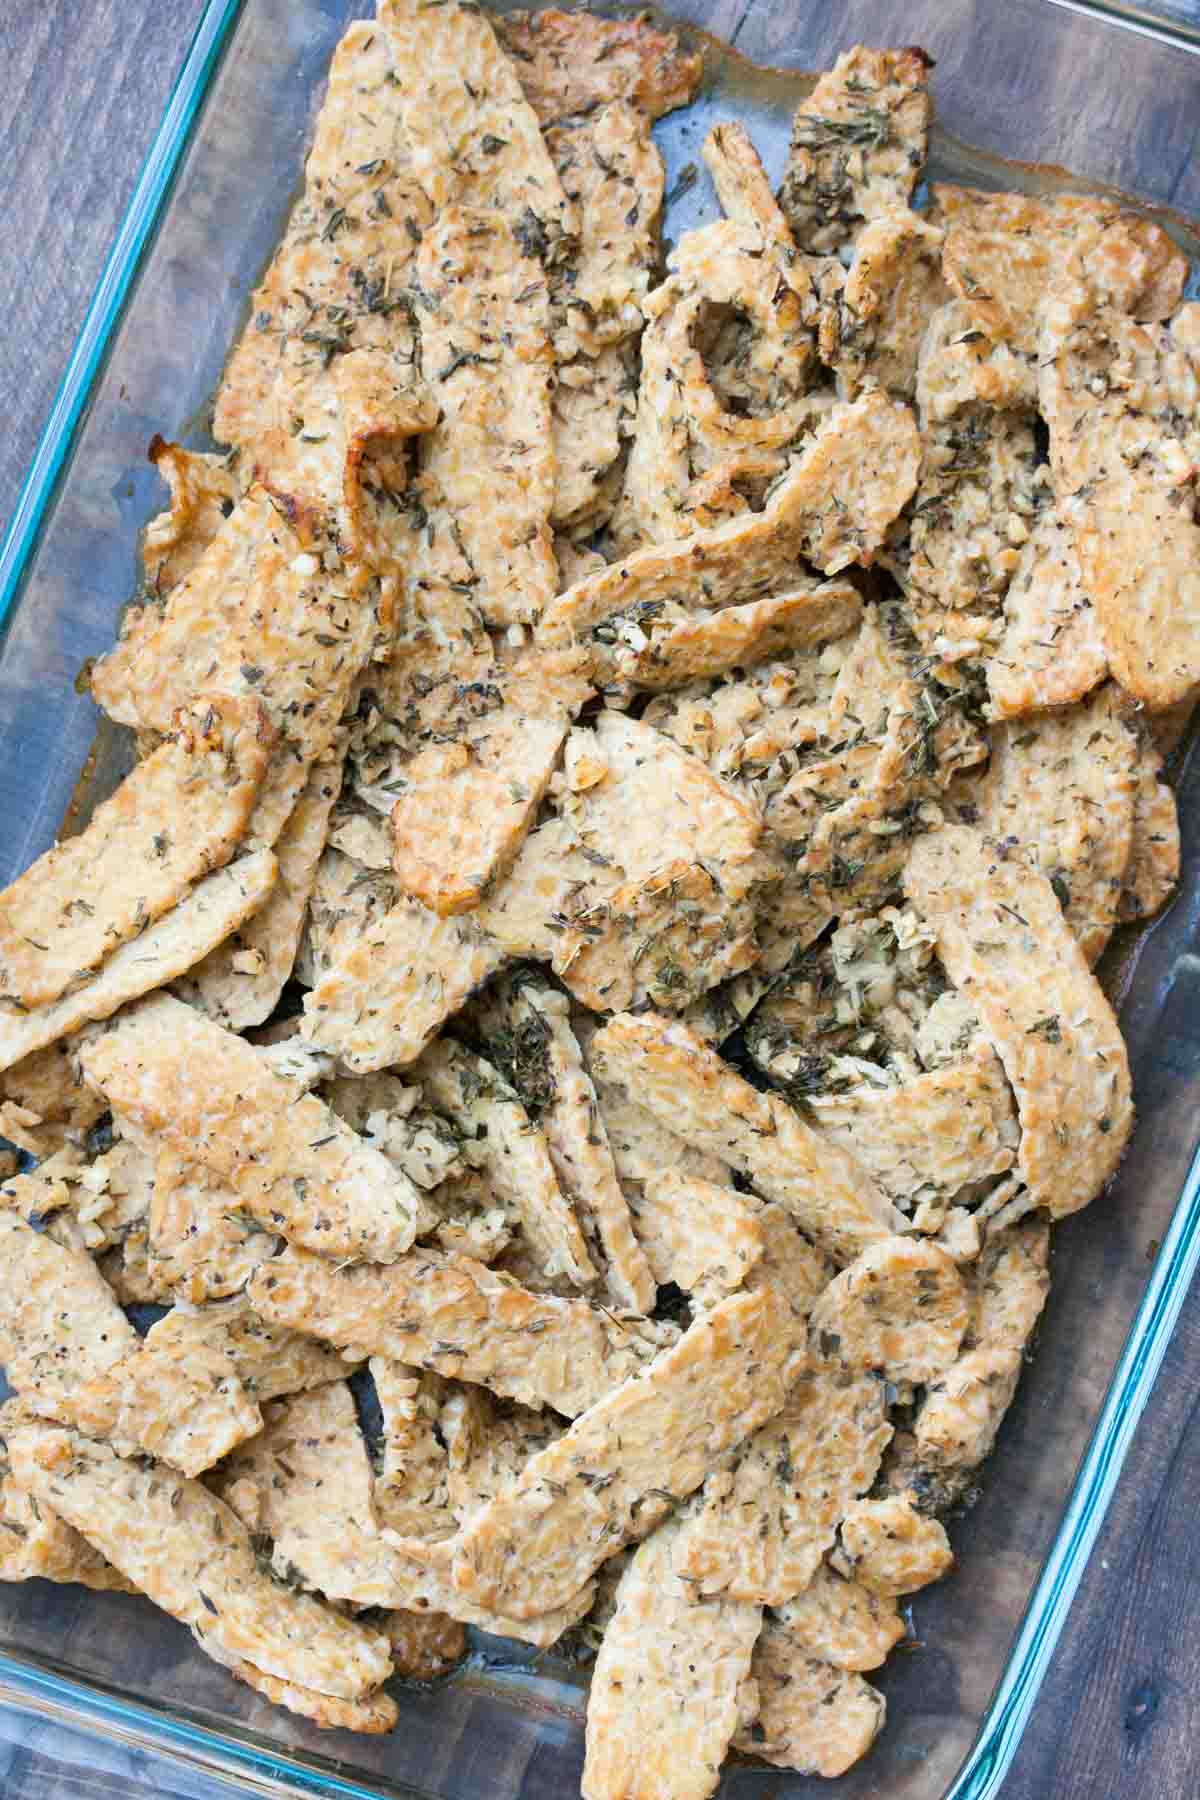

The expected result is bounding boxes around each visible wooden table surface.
[2,2,1200,1798]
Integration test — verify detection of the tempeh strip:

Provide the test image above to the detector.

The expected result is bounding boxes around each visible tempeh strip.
[633,1170,763,1308]
[0,1214,137,1419]
[733,1627,886,1777]
[494,10,702,125]
[448,1286,808,1620]
[0,851,278,1076]
[904,824,1132,1217]
[8,1420,391,1700]
[582,1513,760,1800]
[590,1014,908,1264]
[80,994,419,1261]
[69,1336,261,1480]
[247,1246,670,1418]
[0,696,272,1010]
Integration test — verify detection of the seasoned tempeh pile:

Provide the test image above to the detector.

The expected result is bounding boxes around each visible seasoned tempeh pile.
[0,7,1182,1789]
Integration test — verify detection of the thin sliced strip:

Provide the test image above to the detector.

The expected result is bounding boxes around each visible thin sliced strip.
[69,1335,260,1479]
[80,994,419,1262]
[0,1213,137,1419]
[142,439,238,599]
[675,1359,891,1604]
[774,1566,905,1672]
[301,898,505,1074]
[590,1014,908,1265]
[582,1513,760,1800]
[1120,734,1181,922]
[143,1295,356,1402]
[494,9,702,125]
[540,393,921,647]
[808,1237,969,1385]
[633,1169,763,1308]
[0,695,271,1011]
[147,1150,278,1302]
[0,1464,134,1594]
[370,1358,455,1540]
[904,824,1132,1217]
[248,1246,670,1418]
[703,119,795,251]
[986,507,1108,718]
[733,1628,885,1778]
[204,1645,398,1735]
[177,752,343,1029]
[8,1420,391,1700]
[834,1494,953,1596]
[449,1286,809,1620]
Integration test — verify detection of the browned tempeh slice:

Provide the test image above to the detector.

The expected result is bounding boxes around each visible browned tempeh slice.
[377,1607,466,1681]
[417,209,557,627]
[370,1359,455,1540]
[1040,287,1200,709]
[582,1513,760,1800]
[69,1335,260,1479]
[0,851,278,1077]
[590,1014,908,1265]
[904,825,1132,1217]
[390,652,590,917]
[178,752,342,1031]
[733,1627,885,1777]
[808,1237,969,1384]
[479,979,654,1312]
[0,1214,137,1418]
[778,45,932,254]
[1120,735,1181,922]
[495,9,703,125]
[586,579,862,695]
[986,507,1109,718]
[415,1037,595,1289]
[806,1043,1019,1208]
[834,1494,953,1595]
[216,1380,589,1645]
[142,440,238,599]
[380,0,574,253]
[634,1169,764,1308]
[703,120,794,251]
[248,1246,670,1417]
[147,1150,278,1303]
[80,994,420,1261]
[9,1420,392,1699]
[204,1644,399,1735]
[0,696,271,1012]
[774,1565,905,1671]
[449,1286,808,1620]
[301,897,505,1074]
[830,211,948,400]
[91,490,379,845]
[540,393,920,647]
[674,1360,891,1604]
[969,685,1138,964]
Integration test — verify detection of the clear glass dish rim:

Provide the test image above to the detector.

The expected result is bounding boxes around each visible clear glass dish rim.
[1,1,1199,1795]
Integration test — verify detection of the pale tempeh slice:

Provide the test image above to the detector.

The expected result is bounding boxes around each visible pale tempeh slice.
[969,684,1138,965]
[440,1383,563,1524]
[8,1420,392,1700]
[379,0,575,255]
[69,1336,260,1480]
[147,1148,278,1303]
[0,695,271,1011]
[986,508,1109,718]
[494,9,703,125]
[0,851,278,1076]
[550,345,634,531]
[416,209,557,627]
[203,1644,399,1735]
[808,1237,969,1385]
[778,46,932,254]
[904,825,1133,1218]
[176,752,343,1030]
[733,1628,886,1778]
[80,994,420,1262]
[589,1014,908,1265]
[774,1565,905,1672]
[216,1380,588,1646]
[142,440,238,600]
[370,1358,455,1541]
[0,1214,137,1420]
[478,977,655,1311]
[674,1360,891,1605]
[0,1465,134,1593]
[703,120,794,251]
[247,1246,671,1418]
[144,1295,356,1402]
[448,1286,809,1620]
[834,1494,953,1596]
[582,1513,761,1800]
[415,1037,595,1289]
[300,898,505,1074]
[539,393,921,647]
[1120,735,1181,922]
[806,1044,1019,1208]
[633,1170,764,1308]
[830,211,947,400]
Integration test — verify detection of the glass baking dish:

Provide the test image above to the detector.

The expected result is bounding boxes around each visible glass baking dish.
[1,0,1200,1795]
